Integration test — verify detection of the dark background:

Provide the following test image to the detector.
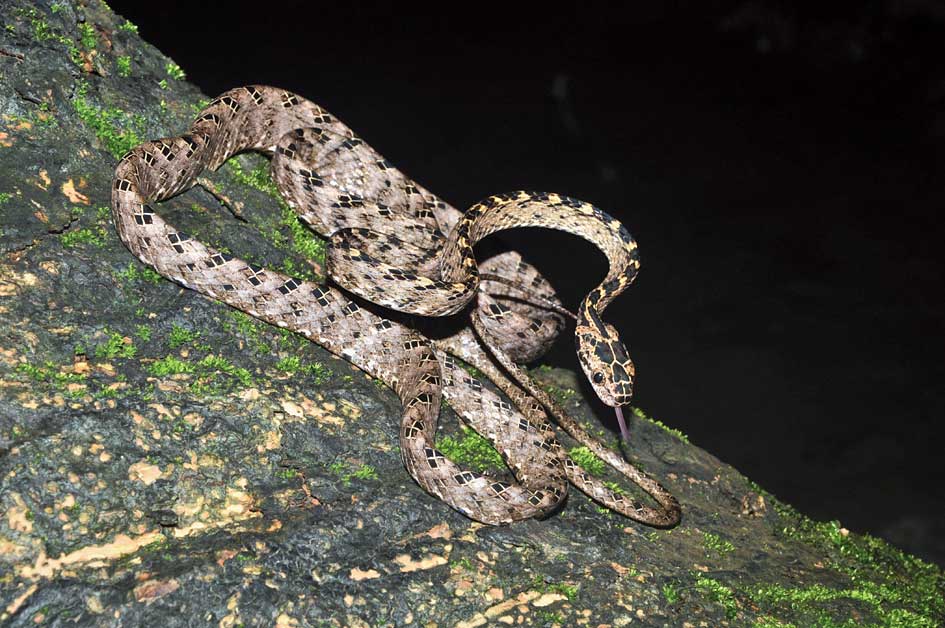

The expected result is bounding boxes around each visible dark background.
[106,1,945,565]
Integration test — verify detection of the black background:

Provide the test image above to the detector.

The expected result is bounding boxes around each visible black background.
[106,1,945,565]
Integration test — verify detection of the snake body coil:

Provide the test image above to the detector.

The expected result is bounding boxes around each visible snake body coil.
[112,85,680,526]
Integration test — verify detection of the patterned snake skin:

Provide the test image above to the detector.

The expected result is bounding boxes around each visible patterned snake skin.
[111,86,681,526]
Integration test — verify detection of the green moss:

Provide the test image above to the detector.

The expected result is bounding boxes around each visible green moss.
[95,330,136,360]
[435,426,504,473]
[223,311,272,354]
[116,261,163,285]
[72,82,143,158]
[0,192,13,205]
[549,582,578,602]
[165,61,186,80]
[769,502,944,625]
[451,358,485,380]
[194,355,252,389]
[31,14,53,41]
[15,361,87,387]
[277,468,298,480]
[134,324,152,342]
[117,20,138,33]
[224,158,326,269]
[326,461,377,486]
[148,354,253,395]
[631,406,689,443]
[77,22,96,50]
[275,355,301,373]
[662,581,680,604]
[541,380,577,406]
[534,610,564,624]
[350,464,378,481]
[148,355,191,377]
[61,225,108,248]
[603,480,626,495]
[568,446,605,476]
[750,582,940,627]
[92,385,121,400]
[190,98,211,117]
[695,575,739,620]
[116,55,131,77]
[168,324,199,349]
[305,362,331,385]
[703,531,735,556]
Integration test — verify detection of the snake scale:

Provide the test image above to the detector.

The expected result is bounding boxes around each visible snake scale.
[111,85,681,526]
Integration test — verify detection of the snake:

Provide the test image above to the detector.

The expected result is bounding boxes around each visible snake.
[111,85,681,527]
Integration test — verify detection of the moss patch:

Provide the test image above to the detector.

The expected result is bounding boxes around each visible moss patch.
[568,446,605,476]
[72,82,144,158]
[435,426,504,473]
[148,354,253,396]
[95,330,136,360]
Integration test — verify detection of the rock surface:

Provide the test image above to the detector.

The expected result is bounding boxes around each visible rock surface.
[0,1,942,626]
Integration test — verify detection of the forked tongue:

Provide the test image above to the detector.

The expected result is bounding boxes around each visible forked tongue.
[615,406,630,442]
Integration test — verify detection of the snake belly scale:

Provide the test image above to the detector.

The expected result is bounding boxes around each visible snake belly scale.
[111,85,681,526]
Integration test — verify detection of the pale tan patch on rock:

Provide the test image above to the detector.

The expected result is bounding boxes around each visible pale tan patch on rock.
[33,209,48,223]
[239,387,260,401]
[259,429,281,451]
[0,131,13,147]
[133,578,180,603]
[95,362,116,377]
[84,594,105,614]
[532,592,565,607]
[39,261,60,276]
[349,567,381,581]
[61,178,90,205]
[37,169,51,190]
[461,590,541,627]
[171,484,260,538]
[17,531,164,580]
[6,492,33,533]
[455,614,488,628]
[275,613,299,628]
[392,552,447,573]
[128,460,164,485]
[609,561,630,575]
[2,583,38,621]
[218,592,242,628]
[148,403,178,418]
[281,393,358,429]
[0,268,39,296]
[425,522,452,539]
[280,399,304,419]
[216,548,238,566]
[182,412,204,429]
[0,347,17,366]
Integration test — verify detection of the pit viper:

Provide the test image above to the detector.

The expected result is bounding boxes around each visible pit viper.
[111,85,681,526]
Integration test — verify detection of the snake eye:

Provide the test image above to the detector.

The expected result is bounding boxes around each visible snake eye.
[592,372,604,384]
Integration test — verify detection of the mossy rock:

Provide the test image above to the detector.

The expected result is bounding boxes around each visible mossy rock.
[0,1,941,626]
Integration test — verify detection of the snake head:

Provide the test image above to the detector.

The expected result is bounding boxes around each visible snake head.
[576,307,635,407]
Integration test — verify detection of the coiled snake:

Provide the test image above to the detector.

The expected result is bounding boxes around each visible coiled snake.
[111,86,681,526]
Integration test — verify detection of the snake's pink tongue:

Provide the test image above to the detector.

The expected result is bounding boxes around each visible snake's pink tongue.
[615,406,631,442]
